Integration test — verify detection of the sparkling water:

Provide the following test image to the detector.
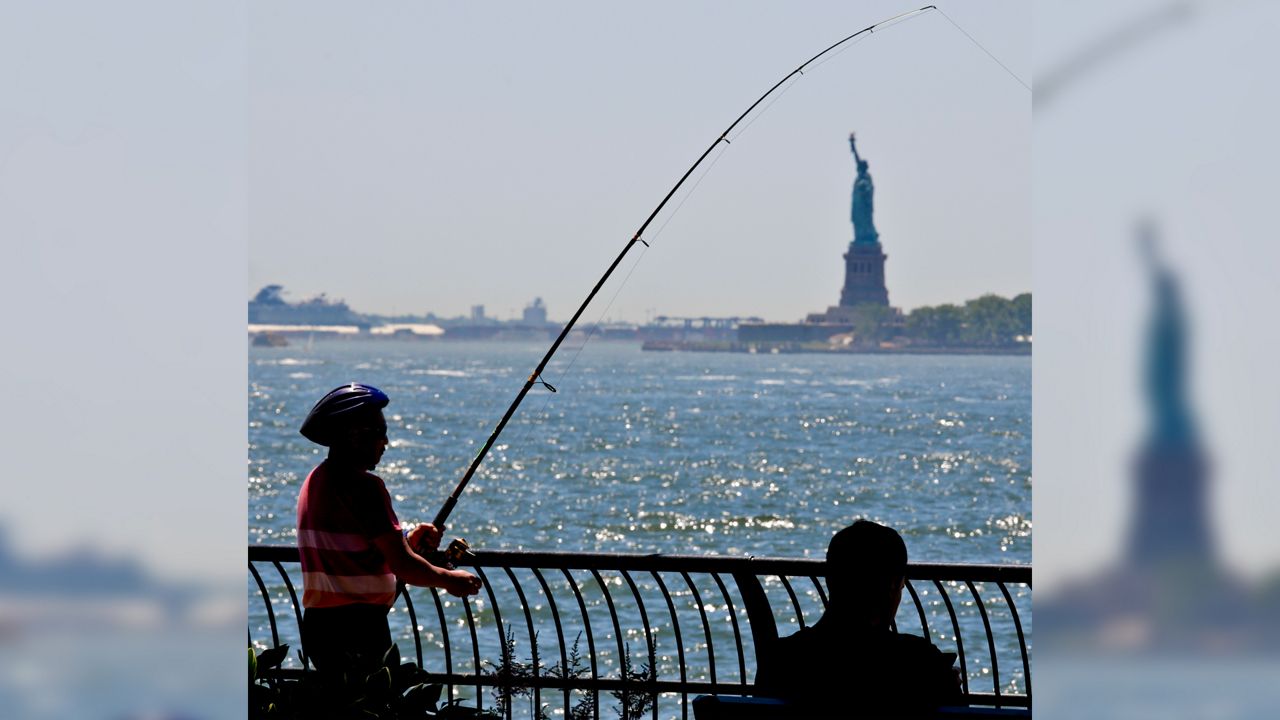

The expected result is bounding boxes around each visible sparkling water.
[248,338,1030,697]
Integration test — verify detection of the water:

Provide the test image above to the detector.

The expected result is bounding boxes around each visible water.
[248,338,1030,703]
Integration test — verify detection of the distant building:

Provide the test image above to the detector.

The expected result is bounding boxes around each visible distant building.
[638,316,759,344]
[522,297,549,325]
[471,305,486,322]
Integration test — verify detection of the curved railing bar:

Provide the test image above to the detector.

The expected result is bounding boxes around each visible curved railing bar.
[590,568,630,717]
[270,560,308,670]
[651,570,689,720]
[680,570,717,689]
[620,570,656,665]
[562,567,601,719]
[933,579,969,695]
[503,566,541,714]
[474,567,512,720]
[965,580,1001,705]
[248,562,280,650]
[777,575,806,629]
[998,581,1031,699]
[904,581,931,642]
[398,585,424,667]
[809,575,829,608]
[530,567,571,712]
[429,588,455,705]
[461,594,483,713]
[709,573,747,684]
[619,569,659,720]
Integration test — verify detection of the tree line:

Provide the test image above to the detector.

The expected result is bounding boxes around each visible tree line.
[841,293,1030,347]
[902,293,1031,347]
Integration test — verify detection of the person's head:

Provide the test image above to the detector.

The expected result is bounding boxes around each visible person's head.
[825,519,908,626]
[299,383,390,470]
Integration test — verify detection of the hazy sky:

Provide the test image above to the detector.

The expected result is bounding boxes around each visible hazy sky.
[2,1,246,583]
[248,1,1029,322]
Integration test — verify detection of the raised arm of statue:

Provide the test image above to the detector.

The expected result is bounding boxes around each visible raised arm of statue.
[849,133,862,166]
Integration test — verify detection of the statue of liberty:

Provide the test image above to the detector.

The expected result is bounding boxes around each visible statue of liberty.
[849,133,879,245]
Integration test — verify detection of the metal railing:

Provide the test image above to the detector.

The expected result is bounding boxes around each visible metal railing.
[249,546,1030,719]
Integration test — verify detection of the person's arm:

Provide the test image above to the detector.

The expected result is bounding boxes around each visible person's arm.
[926,648,965,707]
[372,530,481,597]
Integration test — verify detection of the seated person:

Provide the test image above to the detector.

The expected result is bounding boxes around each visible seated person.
[755,520,961,717]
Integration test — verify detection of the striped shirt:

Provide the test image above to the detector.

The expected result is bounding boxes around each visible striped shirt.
[297,460,401,609]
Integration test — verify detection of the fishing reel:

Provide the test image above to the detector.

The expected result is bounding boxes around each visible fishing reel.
[441,537,474,569]
[407,525,474,568]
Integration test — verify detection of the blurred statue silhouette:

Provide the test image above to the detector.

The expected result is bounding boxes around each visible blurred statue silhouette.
[1037,220,1260,653]
[1126,222,1215,572]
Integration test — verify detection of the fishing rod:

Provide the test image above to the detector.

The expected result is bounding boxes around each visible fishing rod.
[431,5,939,553]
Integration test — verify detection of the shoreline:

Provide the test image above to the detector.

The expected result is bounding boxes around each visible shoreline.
[640,340,1032,356]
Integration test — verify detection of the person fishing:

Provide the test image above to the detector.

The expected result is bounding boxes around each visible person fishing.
[295,383,482,674]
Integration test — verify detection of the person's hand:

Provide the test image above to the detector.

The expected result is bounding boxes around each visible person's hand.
[408,523,444,555]
[443,570,483,598]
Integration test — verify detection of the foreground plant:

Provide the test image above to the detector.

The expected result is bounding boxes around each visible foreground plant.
[249,643,497,719]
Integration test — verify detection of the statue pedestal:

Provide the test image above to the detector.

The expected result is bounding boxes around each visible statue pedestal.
[839,241,889,307]
[1128,442,1213,570]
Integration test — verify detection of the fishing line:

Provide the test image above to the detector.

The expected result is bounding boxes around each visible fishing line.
[934,7,1030,91]
[494,249,653,478]
[495,5,1024,536]
[432,6,941,530]
[728,72,804,144]
[522,136,735,413]
[486,234,663,495]
[521,128,734,434]
[522,28,863,454]
[533,23,881,391]
[500,140,732,463]
[645,141,731,247]
[790,29,874,78]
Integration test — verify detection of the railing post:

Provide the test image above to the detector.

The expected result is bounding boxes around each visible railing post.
[730,571,776,691]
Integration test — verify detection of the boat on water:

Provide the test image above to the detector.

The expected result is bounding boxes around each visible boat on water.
[248,285,365,326]
[251,332,289,348]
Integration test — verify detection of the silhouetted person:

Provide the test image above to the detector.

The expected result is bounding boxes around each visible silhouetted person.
[296,383,482,676]
[756,520,961,717]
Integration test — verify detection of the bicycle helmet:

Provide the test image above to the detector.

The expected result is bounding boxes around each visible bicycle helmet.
[299,383,390,446]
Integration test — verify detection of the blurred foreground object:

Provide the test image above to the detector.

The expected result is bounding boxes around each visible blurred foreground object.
[0,523,241,718]
[1037,228,1267,654]
[1035,2,1280,716]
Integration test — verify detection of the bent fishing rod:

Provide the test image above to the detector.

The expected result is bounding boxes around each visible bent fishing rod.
[432,5,938,539]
